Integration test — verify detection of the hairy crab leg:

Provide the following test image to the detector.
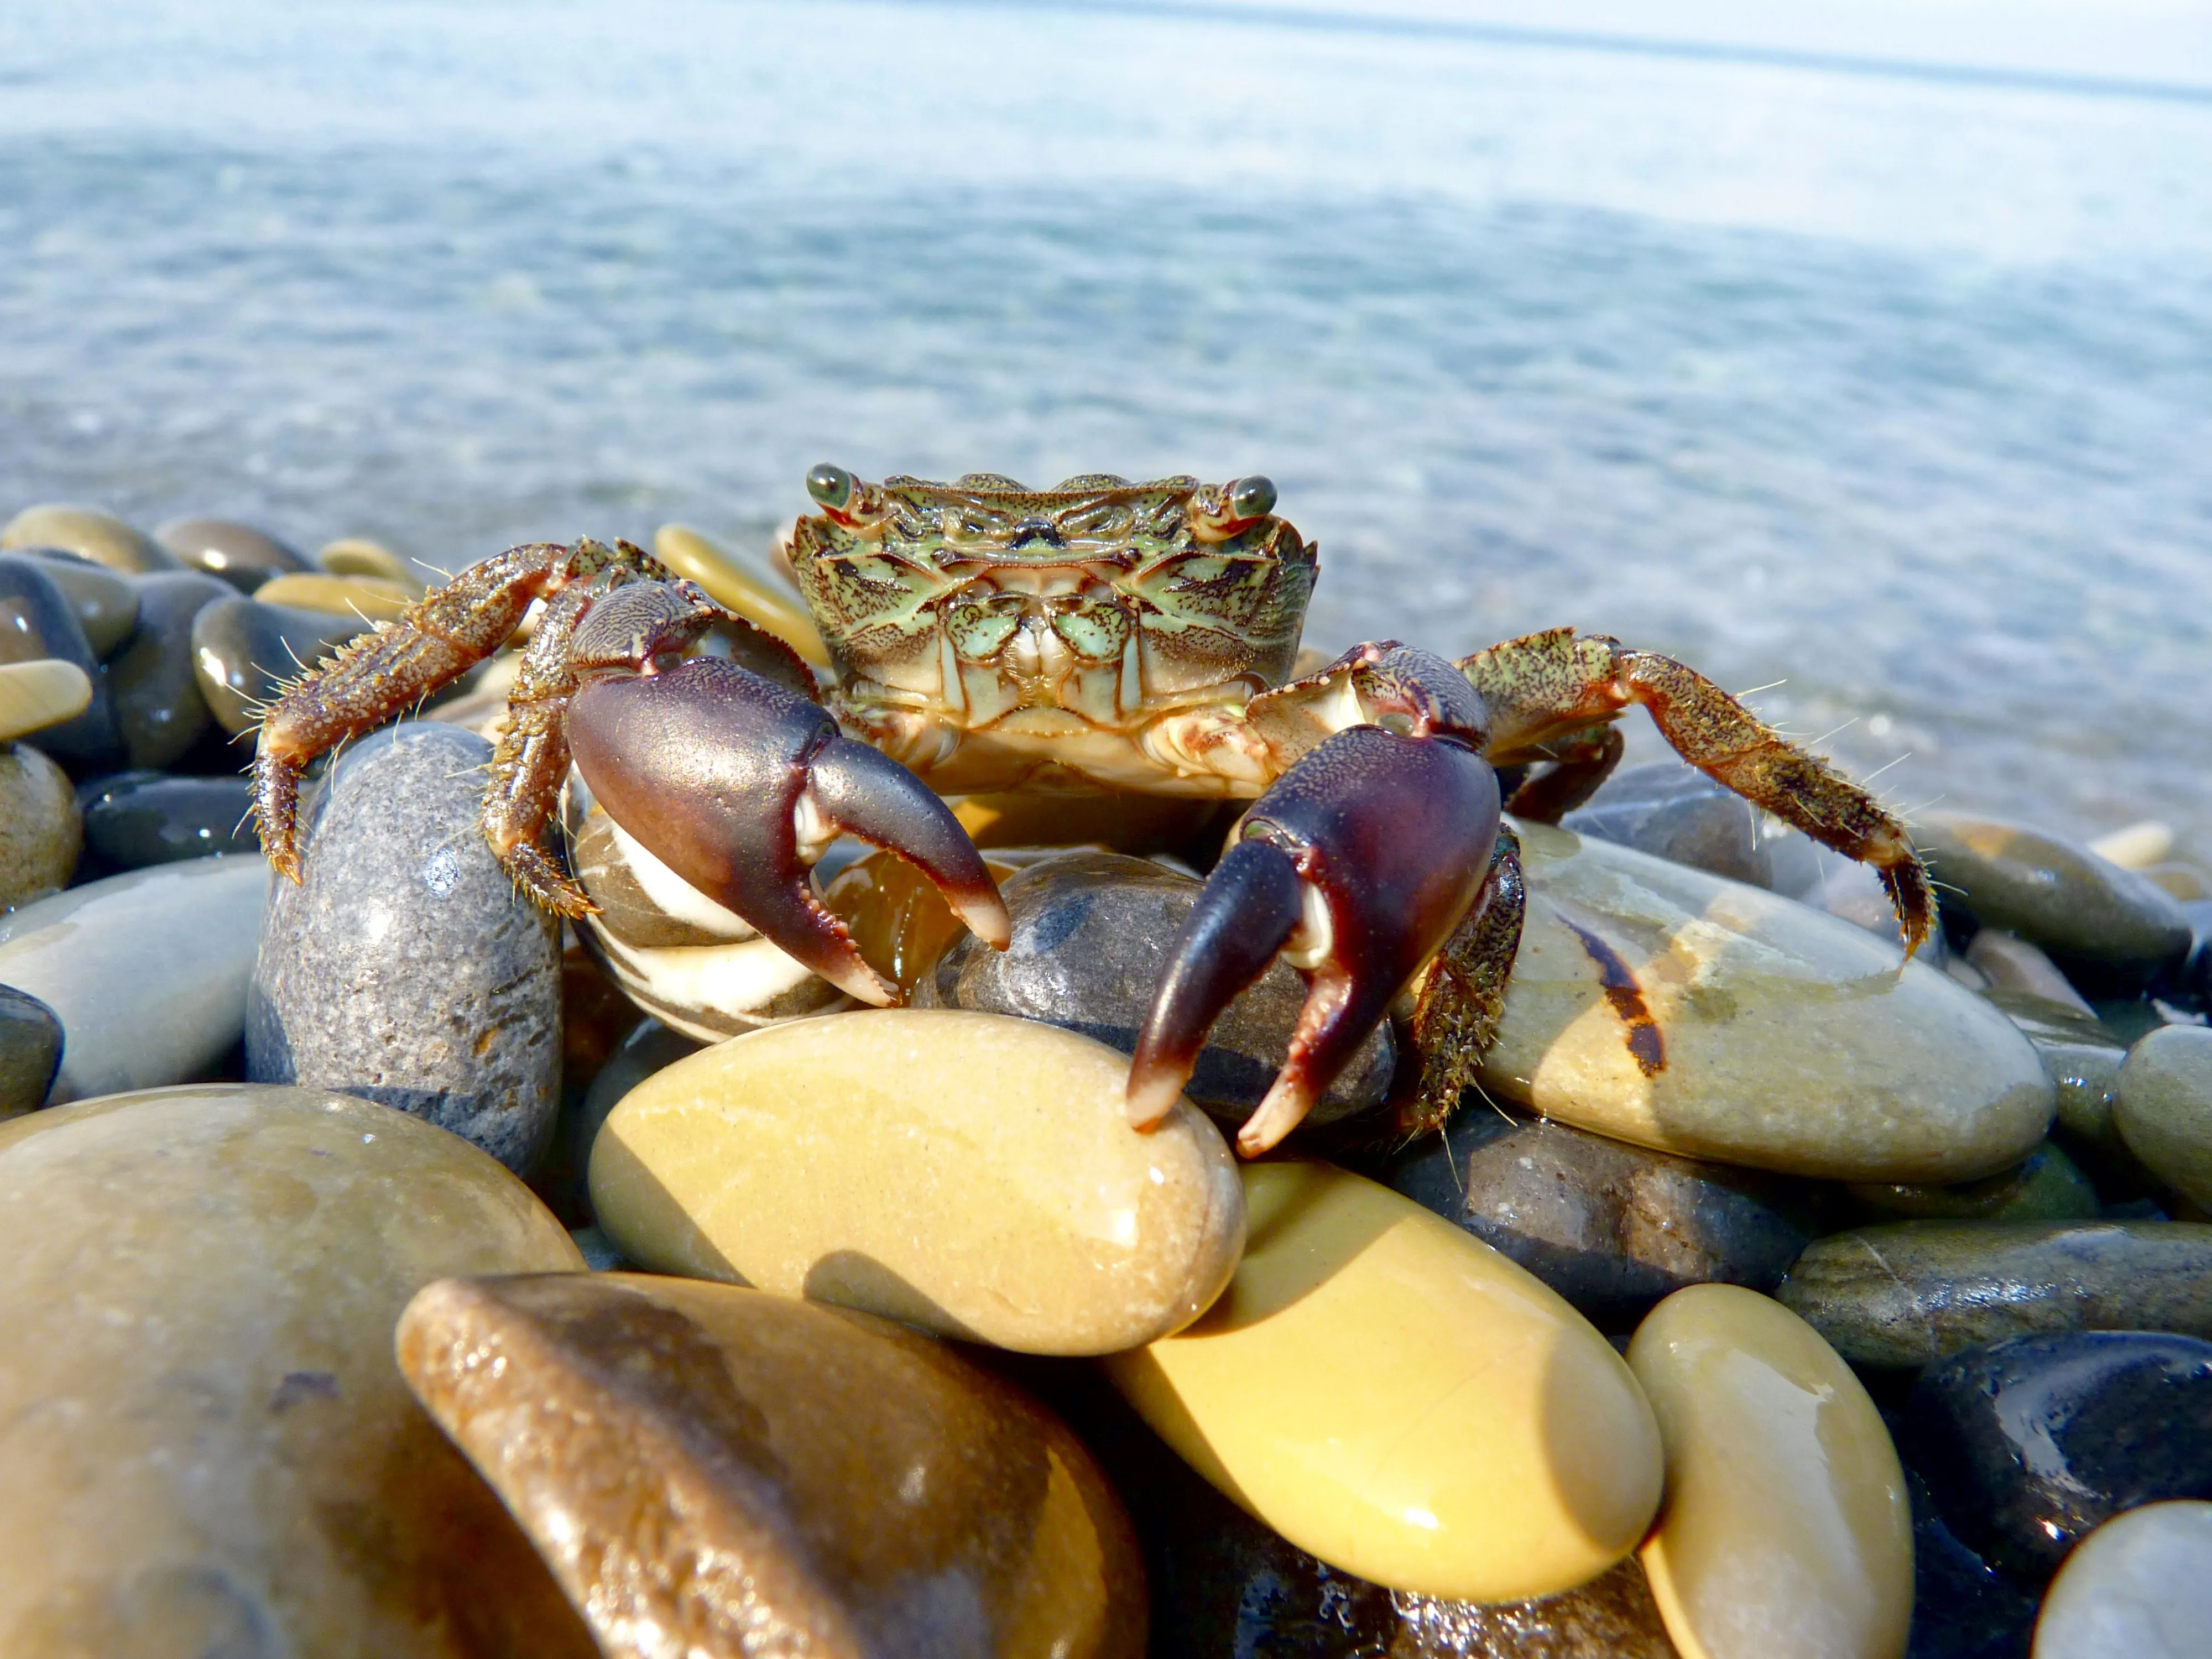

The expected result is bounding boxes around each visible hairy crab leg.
[1460,627,1934,955]
[565,654,1009,1007]
[1128,722,1502,1157]
[1395,825,1527,1140]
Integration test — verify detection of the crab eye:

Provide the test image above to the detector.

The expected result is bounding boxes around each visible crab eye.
[806,464,855,511]
[1229,476,1277,520]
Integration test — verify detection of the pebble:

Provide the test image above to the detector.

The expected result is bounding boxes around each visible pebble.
[1903,1463,2042,1659]
[654,521,830,665]
[1966,929,2096,1015]
[534,1016,698,1227]
[821,843,1020,993]
[1102,1159,1662,1602]
[0,740,83,908]
[0,659,93,744]
[248,722,561,1173]
[1916,811,2192,983]
[105,570,233,769]
[399,1271,1146,1658]
[1480,820,2056,1183]
[1629,1285,1912,1659]
[593,1008,1244,1354]
[0,1084,591,1658]
[153,515,310,590]
[915,851,1395,1133]
[0,503,179,573]
[1903,1331,2212,1579]
[953,788,1241,860]
[1776,1220,2212,1367]
[2031,1501,2212,1659]
[77,770,258,872]
[0,855,270,1104]
[0,984,61,1117]
[2114,1025,2212,1208]
[0,557,119,766]
[1563,759,1776,889]
[2085,820,2173,870]
[315,536,426,592]
[1845,1140,2101,1224]
[9,550,139,656]
[253,570,416,619]
[1383,1110,1816,1321]
[191,594,376,734]
[561,782,848,1040]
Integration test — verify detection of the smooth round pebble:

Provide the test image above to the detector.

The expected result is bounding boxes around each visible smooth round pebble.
[1480,821,2056,1182]
[1103,1159,1663,1603]
[1777,1220,2212,1366]
[1845,1139,2101,1224]
[593,1008,1245,1354]
[1629,1284,1911,1659]
[0,984,62,1117]
[105,569,233,769]
[821,842,1019,993]
[248,722,561,1172]
[2032,1502,2212,1658]
[0,503,178,573]
[77,770,258,870]
[1563,759,1777,889]
[190,594,375,734]
[399,1272,1145,1659]
[534,1015,698,1227]
[0,740,82,907]
[315,536,426,591]
[654,521,829,664]
[2115,1025,2212,1208]
[0,1084,591,1659]
[10,551,140,656]
[154,515,309,589]
[253,570,416,618]
[0,659,95,752]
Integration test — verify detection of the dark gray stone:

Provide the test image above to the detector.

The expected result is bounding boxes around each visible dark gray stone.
[0,554,120,771]
[1384,1112,1816,1320]
[190,596,374,736]
[1904,1331,2212,1582]
[915,850,1394,1134]
[9,550,140,657]
[154,517,309,592]
[246,721,561,1172]
[1900,1462,2038,1659]
[1563,759,1773,889]
[77,771,258,873]
[1845,1140,2102,1224]
[0,984,62,1118]
[107,571,234,770]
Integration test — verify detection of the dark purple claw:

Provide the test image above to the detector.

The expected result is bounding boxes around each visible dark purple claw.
[567,656,1008,1006]
[1128,724,1501,1155]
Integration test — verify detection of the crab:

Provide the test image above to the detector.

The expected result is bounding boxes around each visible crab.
[253,467,1932,1156]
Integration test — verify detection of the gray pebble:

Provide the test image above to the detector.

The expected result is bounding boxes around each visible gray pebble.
[107,571,234,770]
[246,721,561,1172]
[0,984,61,1118]
[77,771,258,873]
[9,550,140,657]
[190,596,375,736]
[1563,759,1774,889]
[154,517,309,592]
[0,554,121,771]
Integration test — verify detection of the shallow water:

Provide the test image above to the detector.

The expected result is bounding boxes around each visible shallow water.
[4,0,2209,856]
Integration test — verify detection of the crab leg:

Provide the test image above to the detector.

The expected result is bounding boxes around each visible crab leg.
[1128,723,1501,1157]
[565,654,1009,1006]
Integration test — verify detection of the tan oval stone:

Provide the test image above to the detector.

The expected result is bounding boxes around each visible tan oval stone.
[252,570,416,619]
[1479,821,2056,1182]
[1,503,179,573]
[591,1008,1244,1354]
[1103,1159,1662,1603]
[0,659,93,742]
[655,523,831,665]
[2116,1025,2212,1208]
[0,740,82,910]
[316,537,426,592]
[1629,1284,1912,1659]
[399,1272,1146,1658]
[0,1084,592,1658]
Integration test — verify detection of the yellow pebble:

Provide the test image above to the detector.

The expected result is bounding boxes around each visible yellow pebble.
[252,572,416,620]
[1629,1284,1912,1659]
[0,661,94,743]
[654,523,830,666]
[1102,1159,1662,1603]
[313,538,426,593]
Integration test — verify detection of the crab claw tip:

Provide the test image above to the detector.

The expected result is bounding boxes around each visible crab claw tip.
[1124,1059,1187,1131]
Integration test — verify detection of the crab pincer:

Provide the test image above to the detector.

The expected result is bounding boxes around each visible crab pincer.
[566,655,1010,1006]
[1128,719,1503,1157]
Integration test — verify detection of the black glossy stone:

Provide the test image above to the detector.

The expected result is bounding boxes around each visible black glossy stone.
[154,517,309,592]
[77,771,258,873]
[1900,1462,2038,1659]
[1383,1111,1816,1321]
[0,984,62,1118]
[190,596,375,735]
[8,550,139,657]
[1902,1331,2212,1579]
[915,850,1394,1134]
[0,554,119,770]
[106,571,234,771]
[1563,759,1773,889]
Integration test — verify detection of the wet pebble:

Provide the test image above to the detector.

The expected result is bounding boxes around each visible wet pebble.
[0,1084,591,1659]
[1903,1463,2042,1659]
[2114,1025,2212,1208]
[1903,1331,2212,1579]
[1481,821,2055,1182]
[1776,1220,2212,1367]
[1383,1110,1816,1321]
[7,550,138,656]
[0,660,92,744]
[105,569,233,769]
[76,769,257,872]
[1562,759,1776,888]
[0,502,178,573]
[253,570,416,619]
[0,740,82,907]
[399,1271,1145,1659]
[1845,1140,2101,1224]
[593,1008,1244,1354]
[1916,812,2192,985]
[916,850,1395,1134]
[1967,929,2095,1015]
[0,985,61,1118]
[247,721,562,1172]
[1103,1159,1662,1602]
[654,521,830,665]
[2031,1501,2212,1658]
[154,515,309,590]
[315,536,425,592]
[191,593,375,734]
[821,842,1020,993]
[0,556,119,768]
[1629,1285,1912,1659]
[0,855,270,1103]
[534,1015,697,1227]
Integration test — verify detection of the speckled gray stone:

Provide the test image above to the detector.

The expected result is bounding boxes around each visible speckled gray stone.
[246,722,561,1172]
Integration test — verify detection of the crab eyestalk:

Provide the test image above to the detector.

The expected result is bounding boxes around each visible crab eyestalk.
[566,655,1008,1005]
[1189,474,1277,542]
